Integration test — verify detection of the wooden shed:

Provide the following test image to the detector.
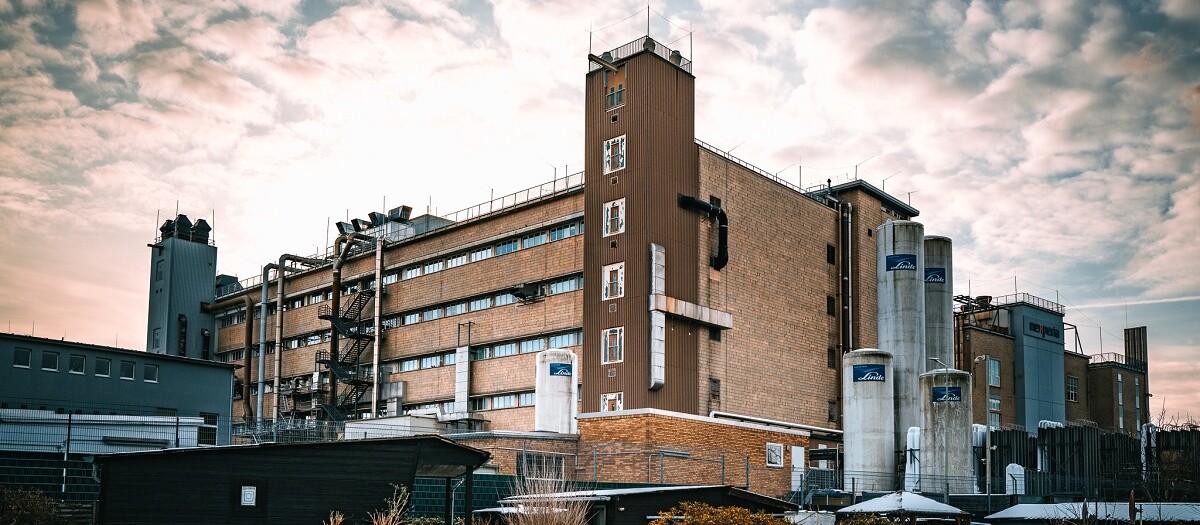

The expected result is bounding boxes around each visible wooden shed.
[95,435,490,525]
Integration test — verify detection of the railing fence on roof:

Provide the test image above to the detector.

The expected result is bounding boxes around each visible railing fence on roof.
[590,36,693,74]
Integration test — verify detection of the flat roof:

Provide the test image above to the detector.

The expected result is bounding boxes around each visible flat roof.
[0,332,234,369]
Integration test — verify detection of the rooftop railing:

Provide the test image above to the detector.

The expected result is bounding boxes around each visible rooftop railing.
[987,292,1066,314]
[590,36,692,74]
[215,172,583,299]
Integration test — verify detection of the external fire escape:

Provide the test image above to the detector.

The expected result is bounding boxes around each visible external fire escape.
[316,288,375,421]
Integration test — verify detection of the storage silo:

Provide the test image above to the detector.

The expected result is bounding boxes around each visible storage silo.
[924,236,953,371]
[920,369,973,494]
[534,349,578,433]
[876,220,926,451]
[842,349,895,492]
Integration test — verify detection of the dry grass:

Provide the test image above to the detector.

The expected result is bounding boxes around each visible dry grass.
[502,471,589,525]
[323,510,345,525]
[368,485,410,525]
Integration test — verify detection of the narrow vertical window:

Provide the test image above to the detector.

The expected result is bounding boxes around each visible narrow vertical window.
[603,135,626,174]
[601,327,624,364]
[603,198,626,236]
[602,262,625,300]
[601,392,623,412]
[987,358,1000,387]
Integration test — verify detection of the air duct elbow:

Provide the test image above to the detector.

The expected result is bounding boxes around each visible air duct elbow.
[677,194,729,271]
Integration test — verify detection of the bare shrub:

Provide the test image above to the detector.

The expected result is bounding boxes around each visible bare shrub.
[649,501,791,525]
[0,487,60,525]
[502,470,588,525]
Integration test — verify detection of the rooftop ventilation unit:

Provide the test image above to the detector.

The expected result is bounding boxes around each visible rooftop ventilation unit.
[335,221,356,235]
[368,212,387,226]
[351,218,373,232]
[388,205,412,223]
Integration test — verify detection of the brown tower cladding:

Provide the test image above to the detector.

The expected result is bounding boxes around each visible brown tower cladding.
[582,37,702,414]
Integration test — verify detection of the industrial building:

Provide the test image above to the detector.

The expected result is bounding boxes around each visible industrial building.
[136,35,1177,501]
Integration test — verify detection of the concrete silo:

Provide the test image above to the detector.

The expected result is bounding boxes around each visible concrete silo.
[920,369,973,494]
[843,349,896,492]
[876,220,926,451]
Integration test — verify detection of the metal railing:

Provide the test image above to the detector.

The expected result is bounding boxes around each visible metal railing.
[988,292,1066,314]
[215,172,584,299]
[590,36,692,73]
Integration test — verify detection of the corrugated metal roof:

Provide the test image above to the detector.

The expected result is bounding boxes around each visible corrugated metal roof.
[986,503,1200,522]
[837,491,966,516]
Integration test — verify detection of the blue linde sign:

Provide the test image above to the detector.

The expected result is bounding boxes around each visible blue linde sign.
[549,363,572,376]
[886,254,917,271]
[925,267,946,283]
[852,364,886,382]
[932,386,962,402]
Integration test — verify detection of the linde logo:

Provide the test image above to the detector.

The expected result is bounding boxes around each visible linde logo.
[852,364,886,382]
[886,254,917,271]
[1029,321,1061,339]
[549,363,572,376]
[925,268,946,283]
[932,386,962,402]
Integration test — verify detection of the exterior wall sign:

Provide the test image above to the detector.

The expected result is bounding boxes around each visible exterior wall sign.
[1027,321,1061,340]
[549,363,573,376]
[932,386,962,402]
[925,267,946,283]
[852,364,886,382]
[886,254,917,271]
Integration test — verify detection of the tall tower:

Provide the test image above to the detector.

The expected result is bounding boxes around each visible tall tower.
[582,37,701,413]
[146,214,217,359]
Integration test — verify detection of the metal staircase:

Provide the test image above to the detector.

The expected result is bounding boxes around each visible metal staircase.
[316,289,376,421]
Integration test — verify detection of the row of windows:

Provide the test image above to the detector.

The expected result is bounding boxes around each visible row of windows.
[217,279,375,327]
[403,391,538,414]
[395,274,582,327]
[389,330,583,374]
[399,220,583,282]
[11,348,158,382]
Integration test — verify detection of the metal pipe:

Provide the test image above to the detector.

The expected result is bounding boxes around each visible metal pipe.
[272,254,329,421]
[371,236,384,418]
[677,194,729,270]
[257,264,277,426]
[239,295,254,422]
[328,233,375,417]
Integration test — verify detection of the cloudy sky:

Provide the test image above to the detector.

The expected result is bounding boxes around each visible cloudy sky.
[1,0,1197,419]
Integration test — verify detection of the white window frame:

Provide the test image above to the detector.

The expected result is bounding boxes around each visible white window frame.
[602,262,625,300]
[1066,375,1079,402]
[987,358,1000,388]
[603,198,626,236]
[766,443,784,468]
[600,392,623,412]
[69,355,85,375]
[402,266,421,280]
[603,135,626,174]
[601,327,624,364]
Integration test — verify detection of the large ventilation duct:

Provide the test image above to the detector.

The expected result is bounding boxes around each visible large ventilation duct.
[677,194,729,270]
[876,220,926,452]
[842,349,895,492]
[924,236,953,371]
[920,368,973,495]
[534,349,578,433]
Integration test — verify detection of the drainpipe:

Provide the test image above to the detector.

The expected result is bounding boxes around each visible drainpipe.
[256,263,278,427]
[677,194,729,270]
[329,233,375,418]
[371,236,384,418]
[271,254,329,422]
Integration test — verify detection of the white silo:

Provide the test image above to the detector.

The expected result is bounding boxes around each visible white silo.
[534,349,578,433]
[920,369,973,494]
[924,236,954,371]
[842,349,895,492]
[876,220,926,451]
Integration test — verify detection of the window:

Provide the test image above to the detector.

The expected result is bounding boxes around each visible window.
[492,394,517,409]
[827,296,836,316]
[603,135,626,173]
[422,308,442,321]
[445,302,467,316]
[381,316,399,330]
[520,338,546,354]
[827,346,837,369]
[828,400,839,422]
[494,292,516,307]
[518,392,536,406]
[601,392,623,412]
[602,262,624,300]
[469,398,488,411]
[606,83,624,109]
[382,272,399,285]
[120,360,135,380]
[496,239,519,256]
[603,199,625,236]
[987,358,1000,388]
[446,253,467,268]
[518,452,565,480]
[470,347,491,361]
[402,266,421,280]
[443,351,456,365]
[403,312,420,325]
[13,347,31,368]
[470,246,493,262]
[988,410,1000,429]
[152,327,161,349]
[601,327,624,364]
[522,231,547,249]
[421,355,442,369]
[69,355,85,375]
[144,364,159,383]
[424,260,444,274]
[549,222,580,241]
[549,331,582,348]
[469,297,492,311]
[988,396,1000,429]
[95,358,111,377]
[549,274,580,294]
[826,245,836,265]
[199,412,218,446]
[400,359,419,372]
[766,443,784,468]
[41,351,59,371]
[155,259,164,281]
[1118,373,1125,430]
[492,342,518,358]
[1066,375,1079,402]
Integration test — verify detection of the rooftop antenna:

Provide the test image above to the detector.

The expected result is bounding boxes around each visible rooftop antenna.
[646,4,650,36]
[882,170,900,192]
[906,189,922,204]
[854,154,877,180]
